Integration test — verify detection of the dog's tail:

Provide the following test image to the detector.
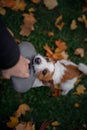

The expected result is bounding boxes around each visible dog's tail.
[78,63,87,74]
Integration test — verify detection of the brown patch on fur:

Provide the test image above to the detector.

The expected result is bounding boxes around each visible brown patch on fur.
[61,64,83,82]
[36,69,53,82]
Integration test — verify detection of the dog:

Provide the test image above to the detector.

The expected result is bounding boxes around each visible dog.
[32,54,87,95]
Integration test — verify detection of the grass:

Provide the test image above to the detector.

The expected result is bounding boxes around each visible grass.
[0,0,87,129]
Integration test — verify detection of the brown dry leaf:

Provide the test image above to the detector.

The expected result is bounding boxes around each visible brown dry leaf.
[55,39,67,51]
[0,7,6,15]
[60,51,69,59]
[74,48,85,58]
[70,19,77,30]
[15,122,35,130]
[31,0,41,4]
[48,31,54,37]
[0,0,16,8]
[0,0,26,11]
[78,15,87,28]
[13,0,26,11]
[44,44,53,56]
[74,103,80,108]
[73,85,86,95]
[43,0,58,10]
[51,121,60,126]
[6,116,19,128]
[28,7,35,13]
[15,103,30,117]
[20,13,36,36]
[55,15,65,30]
[52,53,64,60]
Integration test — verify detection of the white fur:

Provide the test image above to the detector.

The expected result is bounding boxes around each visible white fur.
[33,54,87,95]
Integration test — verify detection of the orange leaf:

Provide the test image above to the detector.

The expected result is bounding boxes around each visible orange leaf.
[74,48,85,58]
[55,15,65,30]
[44,44,53,55]
[31,0,41,4]
[20,13,36,36]
[15,103,30,117]
[6,116,19,128]
[55,39,67,51]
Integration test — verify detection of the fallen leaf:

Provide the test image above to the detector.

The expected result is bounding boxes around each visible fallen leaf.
[20,13,36,36]
[78,15,87,28]
[13,1,27,11]
[0,0,16,8]
[74,103,80,108]
[43,0,58,10]
[51,121,60,126]
[74,48,85,58]
[31,0,41,4]
[55,15,65,30]
[0,7,6,15]
[15,122,35,130]
[70,19,77,30]
[73,85,86,95]
[55,39,67,51]
[6,116,19,128]
[44,44,53,56]
[48,31,54,37]
[15,103,30,117]
[28,7,35,13]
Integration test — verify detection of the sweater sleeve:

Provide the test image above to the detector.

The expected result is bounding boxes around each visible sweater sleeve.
[0,18,20,69]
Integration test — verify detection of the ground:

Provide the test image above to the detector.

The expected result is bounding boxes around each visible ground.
[0,0,87,130]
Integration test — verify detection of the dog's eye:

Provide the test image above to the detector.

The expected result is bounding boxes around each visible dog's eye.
[42,69,47,75]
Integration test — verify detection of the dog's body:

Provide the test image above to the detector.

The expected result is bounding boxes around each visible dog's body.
[32,54,87,95]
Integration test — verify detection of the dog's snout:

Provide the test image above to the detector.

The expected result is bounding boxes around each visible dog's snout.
[34,57,41,64]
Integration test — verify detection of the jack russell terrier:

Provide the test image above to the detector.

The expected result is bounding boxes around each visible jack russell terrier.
[32,54,87,95]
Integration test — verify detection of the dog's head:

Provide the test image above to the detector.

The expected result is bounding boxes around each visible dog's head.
[33,54,55,82]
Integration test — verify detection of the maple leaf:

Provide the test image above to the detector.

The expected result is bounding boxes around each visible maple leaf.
[55,39,67,51]
[73,85,86,95]
[74,48,85,58]
[6,116,19,128]
[15,103,30,117]
[20,13,36,36]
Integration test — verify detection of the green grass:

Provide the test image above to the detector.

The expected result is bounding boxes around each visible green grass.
[0,0,87,129]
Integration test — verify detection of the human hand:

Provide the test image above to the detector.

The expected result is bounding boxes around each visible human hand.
[2,55,30,79]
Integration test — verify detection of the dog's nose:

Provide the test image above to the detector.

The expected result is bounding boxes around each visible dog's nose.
[34,57,41,64]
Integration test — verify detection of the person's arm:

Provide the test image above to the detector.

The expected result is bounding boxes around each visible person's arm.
[0,18,20,69]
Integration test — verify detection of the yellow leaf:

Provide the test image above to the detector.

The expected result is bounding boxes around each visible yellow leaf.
[51,121,60,126]
[73,85,86,95]
[15,103,30,117]
[28,7,35,12]
[6,116,19,128]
